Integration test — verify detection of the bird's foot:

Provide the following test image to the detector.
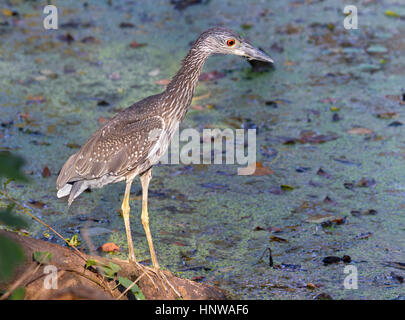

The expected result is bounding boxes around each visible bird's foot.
[129,262,181,298]
[147,266,182,298]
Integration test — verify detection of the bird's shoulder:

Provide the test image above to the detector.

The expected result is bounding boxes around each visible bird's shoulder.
[57,94,166,186]
[113,93,164,123]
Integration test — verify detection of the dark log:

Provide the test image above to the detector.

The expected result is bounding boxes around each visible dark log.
[0,230,227,300]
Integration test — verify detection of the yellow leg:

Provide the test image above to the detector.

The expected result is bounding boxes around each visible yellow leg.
[140,168,160,269]
[122,179,136,262]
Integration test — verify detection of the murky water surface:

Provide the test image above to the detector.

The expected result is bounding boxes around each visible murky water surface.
[0,0,404,299]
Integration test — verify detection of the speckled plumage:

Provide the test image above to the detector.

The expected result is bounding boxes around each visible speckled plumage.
[57,28,242,204]
[56,27,273,272]
[57,28,273,206]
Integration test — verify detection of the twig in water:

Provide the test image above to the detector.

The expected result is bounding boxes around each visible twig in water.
[0,189,87,262]
[258,247,274,267]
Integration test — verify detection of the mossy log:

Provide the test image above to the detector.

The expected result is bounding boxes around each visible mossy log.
[0,230,227,300]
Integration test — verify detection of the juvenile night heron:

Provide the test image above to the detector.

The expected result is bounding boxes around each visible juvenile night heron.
[56,27,273,273]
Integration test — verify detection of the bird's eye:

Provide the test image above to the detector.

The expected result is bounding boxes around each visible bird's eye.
[226,39,236,47]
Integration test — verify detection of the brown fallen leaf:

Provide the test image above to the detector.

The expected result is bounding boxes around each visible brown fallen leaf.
[66,143,80,149]
[284,60,296,66]
[27,200,45,209]
[377,112,397,119]
[332,217,346,225]
[26,95,46,104]
[306,282,318,289]
[155,79,171,86]
[297,131,339,144]
[199,71,225,81]
[317,168,331,178]
[254,226,265,231]
[356,177,376,188]
[19,112,31,121]
[98,117,111,125]
[42,166,51,178]
[267,226,283,233]
[270,235,288,243]
[129,41,147,48]
[81,36,100,44]
[239,162,274,176]
[191,105,204,111]
[356,232,372,240]
[100,242,120,252]
[305,214,335,224]
[347,127,373,135]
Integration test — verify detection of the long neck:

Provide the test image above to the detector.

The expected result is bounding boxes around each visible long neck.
[162,43,210,120]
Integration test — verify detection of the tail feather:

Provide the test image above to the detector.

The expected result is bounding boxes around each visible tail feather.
[57,184,72,198]
[56,153,78,190]
[67,181,87,207]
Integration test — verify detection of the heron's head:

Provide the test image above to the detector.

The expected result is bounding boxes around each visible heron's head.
[196,27,274,63]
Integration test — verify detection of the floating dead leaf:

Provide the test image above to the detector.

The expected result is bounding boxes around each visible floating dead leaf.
[323,196,335,204]
[377,112,397,119]
[356,232,372,240]
[97,100,110,107]
[42,166,51,178]
[384,94,404,104]
[119,22,135,28]
[253,162,274,176]
[19,112,31,121]
[284,60,296,66]
[28,200,45,209]
[322,256,342,265]
[317,168,331,178]
[270,235,288,243]
[239,162,274,176]
[342,255,351,263]
[26,95,46,104]
[199,70,225,81]
[347,127,373,135]
[81,36,100,44]
[191,105,204,111]
[356,177,376,188]
[280,184,294,191]
[306,283,318,289]
[58,33,75,43]
[343,182,355,190]
[314,293,333,300]
[98,117,111,125]
[382,261,405,270]
[363,209,378,215]
[332,217,346,225]
[254,226,265,231]
[298,131,339,144]
[306,214,335,224]
[108,72,120,80]
[66,143,80,149]
[356,177,373,188]
[100,242,120,252]
[267,226,283,233]
[129,41,147,48]
[155,79,171,86]
[388,121,403,127]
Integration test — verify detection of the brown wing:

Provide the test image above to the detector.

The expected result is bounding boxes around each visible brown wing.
[56,115,164,189]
